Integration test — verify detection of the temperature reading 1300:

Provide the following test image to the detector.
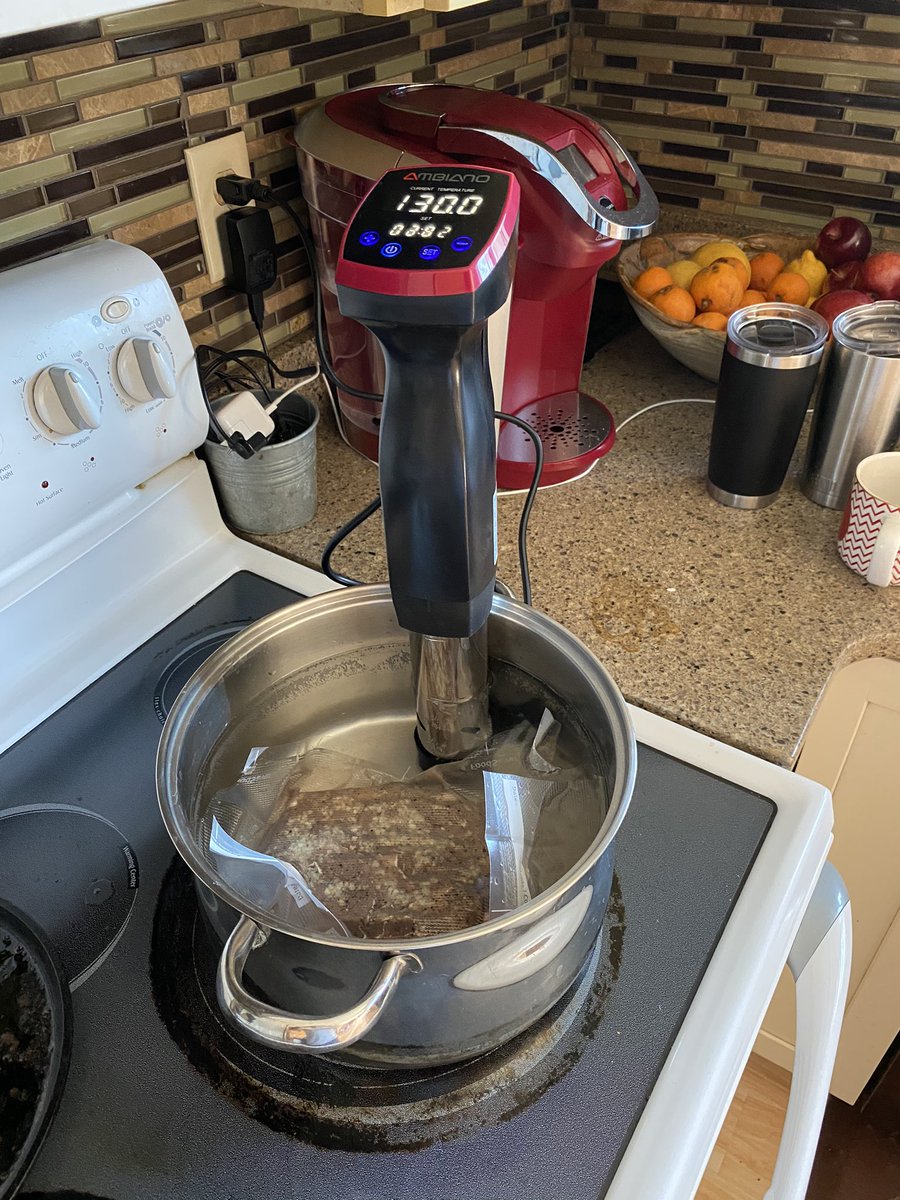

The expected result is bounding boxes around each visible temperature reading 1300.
[395,193,485,217]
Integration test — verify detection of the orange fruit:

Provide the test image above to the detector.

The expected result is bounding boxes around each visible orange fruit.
[749,251,785,292]
[766,271,810,305]
[690,261,745,316]
[715,255,751,290]
[634,265,673,299]
[651,284,696,323]
[692,312,728,331]
[741,289,767,306]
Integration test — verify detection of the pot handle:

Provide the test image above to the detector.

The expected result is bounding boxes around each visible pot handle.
[216,915,422,1054]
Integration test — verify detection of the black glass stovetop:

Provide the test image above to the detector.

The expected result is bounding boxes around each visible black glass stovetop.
[0,572,774,1200]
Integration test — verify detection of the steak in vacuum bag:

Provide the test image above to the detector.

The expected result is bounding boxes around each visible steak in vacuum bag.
[203,714,601,940]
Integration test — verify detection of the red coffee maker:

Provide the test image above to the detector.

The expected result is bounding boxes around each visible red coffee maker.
[294,85,657,489]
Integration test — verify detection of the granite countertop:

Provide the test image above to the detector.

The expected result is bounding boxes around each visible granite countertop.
[244,320,900,769]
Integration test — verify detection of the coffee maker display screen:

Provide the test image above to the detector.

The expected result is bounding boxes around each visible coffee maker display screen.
[342,168,513,272]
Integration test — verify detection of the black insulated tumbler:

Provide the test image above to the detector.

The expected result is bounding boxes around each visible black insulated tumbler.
[707,303,829,509]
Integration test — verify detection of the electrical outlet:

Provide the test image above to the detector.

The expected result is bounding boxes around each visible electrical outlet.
[185,132,253,286]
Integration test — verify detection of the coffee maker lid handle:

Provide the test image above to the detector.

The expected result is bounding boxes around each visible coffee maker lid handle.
[440,124,658,242]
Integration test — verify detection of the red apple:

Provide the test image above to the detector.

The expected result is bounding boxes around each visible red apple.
[811,289,871,332]
[815,217,872,269]
[858,251,900,301]
[824,260,862,293]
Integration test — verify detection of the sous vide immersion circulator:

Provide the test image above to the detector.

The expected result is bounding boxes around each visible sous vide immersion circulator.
[334,165,519,760]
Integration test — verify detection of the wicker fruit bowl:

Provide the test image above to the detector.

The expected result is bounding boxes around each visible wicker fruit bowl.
[617,232,813,381]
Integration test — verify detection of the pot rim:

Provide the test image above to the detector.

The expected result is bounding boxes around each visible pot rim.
[156,584,636,951]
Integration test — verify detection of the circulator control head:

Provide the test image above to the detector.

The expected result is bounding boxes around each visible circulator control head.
[335,165,520,326]
[333,165,519,648]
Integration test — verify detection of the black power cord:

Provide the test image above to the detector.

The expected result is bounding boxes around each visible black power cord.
[322,411,542,604]
[195,343,274,457]
[194,340,320,459]
[321,496,383,587]
[214,175,544,603]
[494,410,542,605]
[217,175,382,403]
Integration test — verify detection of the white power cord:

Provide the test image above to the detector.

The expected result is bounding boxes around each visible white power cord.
[616,397,715,432]
[212,366,323,451]
[264,363,322,414]
[497,397,717,499]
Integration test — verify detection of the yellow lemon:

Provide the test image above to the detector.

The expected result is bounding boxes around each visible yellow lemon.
[691,240,751,276]
[668,258,702,288]
[785,249,828,299]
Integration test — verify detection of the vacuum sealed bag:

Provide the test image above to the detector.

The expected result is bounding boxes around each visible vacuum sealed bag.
[202,712,599,940]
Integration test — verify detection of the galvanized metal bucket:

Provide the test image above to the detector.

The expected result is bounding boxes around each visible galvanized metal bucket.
[204,391,318,534]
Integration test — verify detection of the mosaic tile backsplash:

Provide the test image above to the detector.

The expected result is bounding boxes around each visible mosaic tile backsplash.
[570,1,900,244]
[0,0,898,349]
[0,1,568,348]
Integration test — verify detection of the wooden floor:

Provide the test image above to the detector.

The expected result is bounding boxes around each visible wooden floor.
[697,1054,792,1200]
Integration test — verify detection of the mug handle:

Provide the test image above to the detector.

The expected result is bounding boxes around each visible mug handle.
[866,512,900,587]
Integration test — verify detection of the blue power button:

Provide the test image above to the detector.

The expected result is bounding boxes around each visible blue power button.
[451,236,473,252]
[380,241,402,258]
[358,230,379,247]
[419,244,441,261]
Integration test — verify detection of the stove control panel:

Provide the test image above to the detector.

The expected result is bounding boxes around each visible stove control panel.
[0,240,208,568]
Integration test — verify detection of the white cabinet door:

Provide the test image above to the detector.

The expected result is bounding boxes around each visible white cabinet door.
[755,658,900,1104]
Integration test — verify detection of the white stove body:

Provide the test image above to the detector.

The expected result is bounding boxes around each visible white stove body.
[0,241,849,1200]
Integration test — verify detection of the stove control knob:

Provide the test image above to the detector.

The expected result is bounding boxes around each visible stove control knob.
[115,336,176,403]
[32,364,102,437]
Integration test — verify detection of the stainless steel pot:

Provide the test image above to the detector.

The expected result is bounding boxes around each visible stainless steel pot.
[156,585,635,1067]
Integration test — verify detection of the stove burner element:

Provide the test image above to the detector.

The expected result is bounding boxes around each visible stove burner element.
[151,861,623,1152]
[0,807,137,988]
[153,623,250,722]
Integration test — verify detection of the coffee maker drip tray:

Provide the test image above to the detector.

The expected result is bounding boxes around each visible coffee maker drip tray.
[497,393,615,490]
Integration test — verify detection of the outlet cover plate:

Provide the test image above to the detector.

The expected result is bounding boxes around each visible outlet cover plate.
[185,131,252,286]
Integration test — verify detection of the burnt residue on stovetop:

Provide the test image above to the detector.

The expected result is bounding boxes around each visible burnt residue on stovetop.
[150,860,624,1153]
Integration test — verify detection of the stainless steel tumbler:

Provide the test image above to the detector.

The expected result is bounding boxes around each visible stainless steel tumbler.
[707,303,829,509]
[802,301,900,510]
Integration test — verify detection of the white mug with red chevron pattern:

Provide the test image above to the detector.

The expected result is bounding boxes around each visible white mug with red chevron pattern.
[838,452,900,587]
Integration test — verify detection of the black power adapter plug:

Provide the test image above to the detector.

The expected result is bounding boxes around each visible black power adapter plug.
[223,205,278,334]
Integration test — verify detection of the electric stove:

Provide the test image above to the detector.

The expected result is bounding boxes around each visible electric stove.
[0,240,850,1200]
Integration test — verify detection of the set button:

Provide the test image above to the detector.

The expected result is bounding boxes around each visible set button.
[419,245,441,261]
